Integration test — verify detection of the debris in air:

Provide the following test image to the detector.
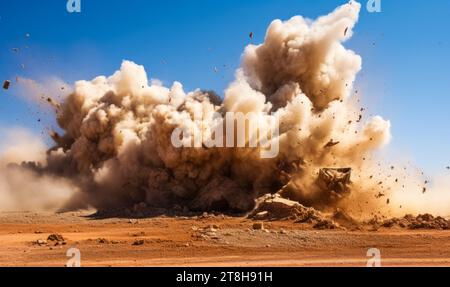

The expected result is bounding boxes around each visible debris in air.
[324,139,340,148]
[316,168,352,201]
[3,80,11,90]
[47,97,60,109]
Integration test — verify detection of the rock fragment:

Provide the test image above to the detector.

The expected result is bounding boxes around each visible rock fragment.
[3,80,10,90]
[252,222,264,230]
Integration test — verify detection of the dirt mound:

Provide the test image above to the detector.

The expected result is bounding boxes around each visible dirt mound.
[369,214,450,230]
[248,194,339,229]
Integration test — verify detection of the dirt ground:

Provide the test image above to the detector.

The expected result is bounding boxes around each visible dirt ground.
[0,210,449,267]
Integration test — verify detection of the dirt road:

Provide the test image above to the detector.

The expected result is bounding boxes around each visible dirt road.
[0,211,449,267]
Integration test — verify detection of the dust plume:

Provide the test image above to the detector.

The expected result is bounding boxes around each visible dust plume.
[15,76,71,106]
[1,1,447,217]
[0,128,77,211]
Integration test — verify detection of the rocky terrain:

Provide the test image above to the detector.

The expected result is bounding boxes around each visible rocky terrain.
[1,207,449,267]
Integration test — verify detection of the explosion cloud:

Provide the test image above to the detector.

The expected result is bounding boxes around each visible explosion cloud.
[0,129,76,211]
[2,1,415,216]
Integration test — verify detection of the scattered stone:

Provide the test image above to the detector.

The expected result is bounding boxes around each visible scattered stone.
[204,225,218,232]
[252,222,264,230]
[47,233,65,242]
[369,214,450,230]
[332,209,359,229]
[132,239,145,246]
[249,194,341,229]
[97,238,110,244]
[313,219,339,230]
[35,239,47,246]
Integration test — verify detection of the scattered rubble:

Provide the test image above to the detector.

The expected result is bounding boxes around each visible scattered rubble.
[34,239,47,246]
[132,239,145,246]
[248,194,340,230]
[47,233,65,242]
[332,209,359,229]
[47,233,67,246]
[313,219,339,230]
[97,238,110,244]
[316,168,352,201]
[369,214,450,230]
[252,222,265,230]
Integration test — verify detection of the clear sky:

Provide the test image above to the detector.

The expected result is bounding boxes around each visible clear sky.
[1,0,449,174]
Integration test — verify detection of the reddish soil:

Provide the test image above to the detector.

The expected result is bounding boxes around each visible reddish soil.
[0,211,449,266]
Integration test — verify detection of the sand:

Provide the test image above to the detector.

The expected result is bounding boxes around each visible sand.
[0,210,449,267]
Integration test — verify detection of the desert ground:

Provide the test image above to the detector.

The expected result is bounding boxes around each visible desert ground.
[0,210,449,267]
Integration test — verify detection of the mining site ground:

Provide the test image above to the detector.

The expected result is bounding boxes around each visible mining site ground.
[0,211,449,267]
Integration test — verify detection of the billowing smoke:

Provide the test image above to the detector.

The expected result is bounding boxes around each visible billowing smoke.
[5,1,444,217]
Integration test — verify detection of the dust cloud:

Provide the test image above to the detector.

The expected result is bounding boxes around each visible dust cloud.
[1,1,448,217]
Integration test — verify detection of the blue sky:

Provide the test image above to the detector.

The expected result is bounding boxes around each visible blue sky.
[1,0,449,174]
